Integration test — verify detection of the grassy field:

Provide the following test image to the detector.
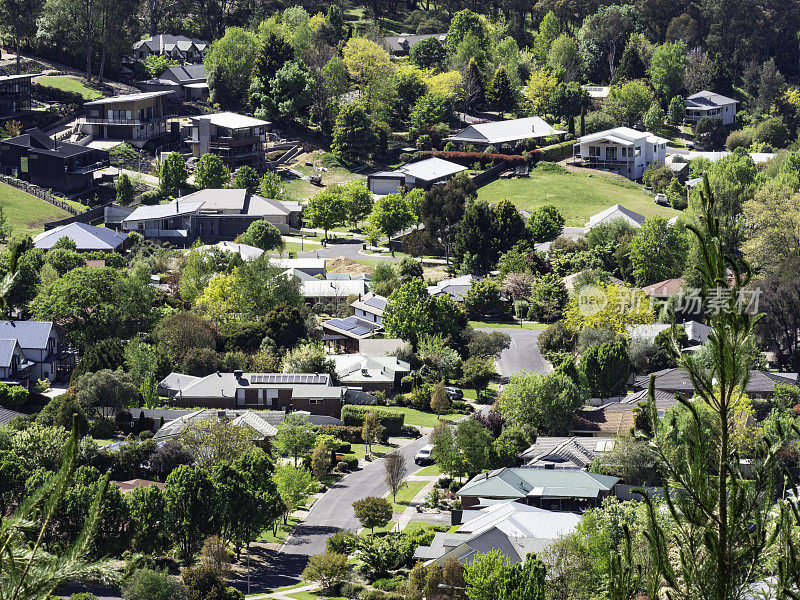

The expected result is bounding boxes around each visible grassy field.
[37,76,103,100]
[287,592,346,600]
[257,516,300,544]
[477,169,680,226]
[390,480,428,512]
[0,182,72,233]
[468,320,548,329]
[404,522,448,535]
[414,463,442,476]
[341,443,394,460]
[388,407,462,428]
[371,521,397,534]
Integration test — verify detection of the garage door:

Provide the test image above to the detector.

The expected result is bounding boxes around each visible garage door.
[369,178,403,195]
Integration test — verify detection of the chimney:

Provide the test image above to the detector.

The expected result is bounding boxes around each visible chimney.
[234,370,243,379]
[175,199,179,213]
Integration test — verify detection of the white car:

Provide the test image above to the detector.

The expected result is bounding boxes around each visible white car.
[415,444,434,466]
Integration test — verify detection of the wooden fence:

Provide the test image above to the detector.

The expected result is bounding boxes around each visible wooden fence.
[471,161,510,188]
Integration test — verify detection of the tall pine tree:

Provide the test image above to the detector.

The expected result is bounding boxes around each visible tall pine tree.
[485,66,517,117]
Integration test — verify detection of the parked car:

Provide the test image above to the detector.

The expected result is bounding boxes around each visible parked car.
[445,386,463,400]
[415,444,434,465]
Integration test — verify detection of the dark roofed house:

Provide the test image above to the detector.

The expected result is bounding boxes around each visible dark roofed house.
[383,33,446,56]
[641,278,686,300]
[321,316,382,353]
[0,406,22,425]
[80,91,175,143]
[132,34,209,63]
[633,368,798,400]
[518,436,614,469]
[0,128,110,193]
[351,292,388,326]
[457,467,619,511]
[0,321,75,382]
[685,91,738,125]
[158,372,347,418]
[0,74,35,118]
[137,64,208,99]
[0,339,32,385]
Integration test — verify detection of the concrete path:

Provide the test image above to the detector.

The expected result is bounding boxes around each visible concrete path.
[248,583,320,600]
[476,327,552,382]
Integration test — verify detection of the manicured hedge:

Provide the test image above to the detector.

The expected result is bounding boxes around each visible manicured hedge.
[340,405,405,436]
[420,150,538,167]
[317,424,363,443]
[538,140,574,162]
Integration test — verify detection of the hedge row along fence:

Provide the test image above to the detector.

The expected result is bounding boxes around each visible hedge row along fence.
[538,140,575,162]
[420,150,539,167]
[340,405,405,437]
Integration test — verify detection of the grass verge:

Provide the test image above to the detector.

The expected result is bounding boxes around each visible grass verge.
[414,463,442,476]
[389,479,428,512]
[257,516,300,544]
[37,75,103,100]
[468,320,548,329]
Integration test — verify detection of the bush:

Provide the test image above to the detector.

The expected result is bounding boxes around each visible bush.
[342,583,365,599]
[451,400,466,411]
[343,456,359,470]
[360,590,387,600]
[400,376,414,393]
[337,460,349,472]
[725,129,752,150]
[318,424,364,444]
[140,430,154,440]
[139,189,163,205]
[89,417,116,438]
[535,161,569,174]
[340,406,405,436]
[753,117,790,148]
[373,576,406,592]
[538,140,574,161]
[583,110,617,134]
[327,530,359,554]
[437,476,453,488]
[122,568,187,600]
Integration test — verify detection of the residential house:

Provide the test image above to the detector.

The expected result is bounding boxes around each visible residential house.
[573,127,668,179]
[383,33,446,56]
[80,91,174,142]
[138,64,208,99]
[332,354,410,393]
[562,271,622,293]
[358,338,406,356]
[271,257,326,277]
[367,157,466,194]
[114,479,165,493]
[571,389,680,437]
[0,321,75,382]
[121,188,302,244]
[299,279,369,305]
[627,320,710,346]
[632,368,799,400]
[684,91,738,125]
[200,241,264,261]
[584,204,646,231]
[157,371,347,418]
[187,112,270,171]
[0,339,32,385]
[457,467,619,511]
[0,128,110,193]
[132,35,209,63]
[351,293,387,325]
[445,116,566,149]
[428,274,478,302]
[518,436,614,470]
[641,277,686,300]
[582,85,610,100]
[414,501,580,566]
[321,316,382,353]
[0,74,35,118]
[33,222,128,252]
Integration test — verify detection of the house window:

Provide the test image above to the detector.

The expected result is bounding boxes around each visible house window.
[309,399,323,405]
[635,146,642,157]
[589,146,600,157]
[605,146,617,161]
[20,157,28,173]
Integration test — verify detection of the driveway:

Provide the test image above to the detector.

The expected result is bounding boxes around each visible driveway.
[235,435,432,590]
[297,239,401,261]
[476,327,551,382]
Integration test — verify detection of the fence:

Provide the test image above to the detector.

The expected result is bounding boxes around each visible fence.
[471,161,509,188]
[614,484,664,501]
[43,203,111,230]
[0,175,79,215]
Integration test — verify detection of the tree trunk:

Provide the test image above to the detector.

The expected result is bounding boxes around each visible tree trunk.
[717,404,729,600]
[15,36,21,75]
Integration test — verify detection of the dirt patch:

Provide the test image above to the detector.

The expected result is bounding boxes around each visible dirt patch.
[327,256,374,275]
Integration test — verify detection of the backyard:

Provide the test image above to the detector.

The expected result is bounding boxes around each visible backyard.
[387,406,463,428]
[477,167,680,226]
[36,75,104,100]
[0,182,72,233]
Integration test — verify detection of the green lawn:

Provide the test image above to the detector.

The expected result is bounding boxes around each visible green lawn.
[287,592,346,600]
[403,522,448,535]
[415,463,442,476]
[91,438,118,447]
[341,443,394,460]
[477,169,679,227]
[0,182,72,233]
[257,516,300,544]
[468,320,548,329]
[270,582,309,593]
[37,76,103,100]
[371,520,397,534]
[388,407,462,428]
[390,479,428,512]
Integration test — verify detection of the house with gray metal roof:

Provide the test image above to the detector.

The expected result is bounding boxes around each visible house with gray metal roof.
[34,222,128,252]
[585,204,646,231]
[518,436,612,469]
[158,371,347,417]
[187,112,271,171]
[367,157,467,194]
[132,34,209,63]
[685,90,738,125]
[332,354,410,393]
[574,127,668,179]
[457,467,619,511]
[414,501,580,566]
[80,91,175,143]
[428,274,479,302]
[138,64,208,99]
[383,33,446,56]
[0,321,74,382]
[0,339,32,385]
[445,116,565,149]
[351,293,388,325]
[633,368,798,400]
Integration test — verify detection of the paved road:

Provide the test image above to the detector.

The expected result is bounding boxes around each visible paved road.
[477,327,551,382]
[233,434,432,591]
[297,238,402,261]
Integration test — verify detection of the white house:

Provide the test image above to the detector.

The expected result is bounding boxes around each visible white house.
[573,127,668,179]
[684,91,738,126]
[584,204,646,231]
[367,157,466,195]
[445,116,565,149]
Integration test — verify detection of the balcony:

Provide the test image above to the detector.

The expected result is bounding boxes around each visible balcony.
[80,113,177,126]
[68,158,111,175]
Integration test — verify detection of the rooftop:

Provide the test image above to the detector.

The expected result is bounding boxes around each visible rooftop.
[124,199,204,221]
[2,128,101,158]
[351,292,388,316]
[34,222,128,251]
[446,116,566,144]
[585,204,646,230]
[323,316,382,339]
[458,467,619,500]
[84,91,172,106]
[399,157,467,181]
[641,277,686,298]
[685,90,739,108]
[578,127,669,146]
[0,321,55,350]
[191,111,270,129]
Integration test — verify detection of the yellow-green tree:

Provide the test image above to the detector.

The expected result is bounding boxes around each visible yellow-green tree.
[525,69,558,115]
[563,283,655,335]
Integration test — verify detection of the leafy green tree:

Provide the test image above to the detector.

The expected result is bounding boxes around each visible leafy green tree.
[302,552,351,592]
[455,418,493,476]
[580,340,630,398]
[499,371,583,434]
[485,66,516,117]
[164,464,216,561]
[369,193,414,245]
[331,103,378,165]
[460,356,495,393]
[272,464,314,523]
[430,380,451,416]
[550,81,591,121]
[463,279,501,319]
[238,220,283,251]
[122,568,188,600]
[432,424,464,479]
[445,9,491,54]
[547,34,583,81]
[36,393,88,434]
[0,0,43,74]
[155,311,217,364]
[250,30,295,117]
[342,181,373,229]
[528,205,565,243]
[611,37,648,83]
[527,273,568,322]
[648,41,686,101]
[453,202,498,275]
[143,54,178,77]
[421,174,476,264]
[410,93,451,132]
[352,496,392,533]
[194,153,230,189]
[125,484,171,555]
[321,55,349,98]
[464,550,510,600]
[115,173,134,205]
[73,369,137,419]
[628,216,688,286]
[273,413,316,465]
[270,61,314,120]
[643,100,666,132]
[158,152,187,196]
[605,80,655,126]
[383,278,466,348]
[304,188,347,238]
[534,11,561,62]
[577,4,638,81]
[410,37,447,69]
[205,27,259,110]
[232,165,260,193]
[259,171,285,200]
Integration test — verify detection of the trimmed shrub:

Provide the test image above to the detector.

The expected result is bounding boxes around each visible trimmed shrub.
[89,417,116,438]
[337,460,350,472]
[318,424,364,444]
[327,530,359,554]
[725,129,752,150]
[360,590,387,600]
[342,583,365,599]
[340,405,405,436]
[400,376,414,393]
[419,150,534,167]
[538,140,574,161]
[343,456,359,470]
[451,400,466,411]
